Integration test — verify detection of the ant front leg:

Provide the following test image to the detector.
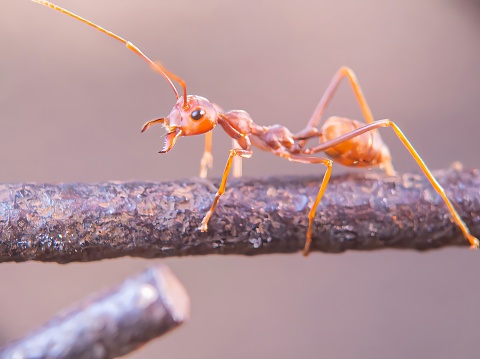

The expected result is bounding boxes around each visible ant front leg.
[199,132,213,178]
[199,148,253,232]
[307,119,480,249]
[199,102,227,178]
[199,135,244,179]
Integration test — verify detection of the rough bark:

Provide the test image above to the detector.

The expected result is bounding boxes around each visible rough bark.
[0,168,479,263]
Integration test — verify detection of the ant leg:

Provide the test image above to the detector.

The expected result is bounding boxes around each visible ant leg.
[307,67,375,128]
[300,67,395,174]
[307,119,479,249]
[275,153,333,255]
[199,148,252,232]
[232,139,243,178]
[199,132,213,178]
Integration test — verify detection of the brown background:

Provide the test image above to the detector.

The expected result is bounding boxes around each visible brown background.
[1,0,480,358]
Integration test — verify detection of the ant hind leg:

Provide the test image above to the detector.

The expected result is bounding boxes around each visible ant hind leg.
[307,67,376,129]
[306,119,479,249]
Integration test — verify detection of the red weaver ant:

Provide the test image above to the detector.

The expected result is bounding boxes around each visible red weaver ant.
[32,0,479,255]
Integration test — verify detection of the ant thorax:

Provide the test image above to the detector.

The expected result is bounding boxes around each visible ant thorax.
[261,125,302,153]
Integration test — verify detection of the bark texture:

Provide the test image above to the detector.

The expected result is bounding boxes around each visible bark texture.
[0,168,479,263]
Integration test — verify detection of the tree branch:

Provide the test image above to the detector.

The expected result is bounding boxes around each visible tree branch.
[0,168,479,263]
[0,265,190,359]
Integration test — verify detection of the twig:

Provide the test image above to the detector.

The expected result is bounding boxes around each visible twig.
[0,168,479,263]
[0,265,190,359]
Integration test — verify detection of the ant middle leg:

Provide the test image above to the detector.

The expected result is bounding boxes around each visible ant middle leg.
[274,152,333,256]
[306,119,479,249]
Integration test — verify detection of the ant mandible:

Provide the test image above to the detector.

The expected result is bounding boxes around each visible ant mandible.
[33,0,479,255]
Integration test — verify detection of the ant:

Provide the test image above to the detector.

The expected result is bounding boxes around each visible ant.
[32,0,479,255]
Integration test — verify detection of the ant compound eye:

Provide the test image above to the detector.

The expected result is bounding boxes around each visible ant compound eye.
[191,109,206,121]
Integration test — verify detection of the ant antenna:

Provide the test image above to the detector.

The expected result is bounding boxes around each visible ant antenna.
[154,62,188,108]
[31,0,184,101]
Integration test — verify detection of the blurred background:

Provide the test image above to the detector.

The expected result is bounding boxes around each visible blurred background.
[1,0,480,358]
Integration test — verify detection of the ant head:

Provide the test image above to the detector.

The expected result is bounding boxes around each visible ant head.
[137,61,219,152]
[142,95,218,153]
[173,95,219,136]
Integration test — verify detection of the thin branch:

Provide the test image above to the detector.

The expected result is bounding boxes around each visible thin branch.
[0,265,190,359]
[0,168,479,263]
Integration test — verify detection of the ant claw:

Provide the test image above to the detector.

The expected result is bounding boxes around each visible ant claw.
[198,218,210,232]
[469,237,479,249]
[302,244,311,257]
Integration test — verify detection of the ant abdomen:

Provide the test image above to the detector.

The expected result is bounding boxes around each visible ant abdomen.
[320,116,391,168]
